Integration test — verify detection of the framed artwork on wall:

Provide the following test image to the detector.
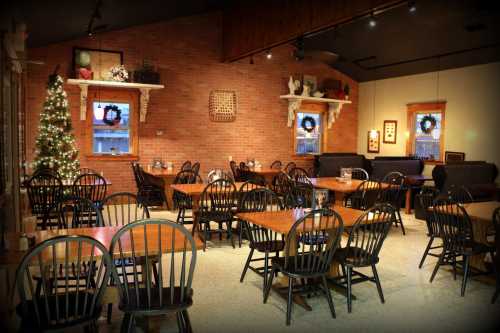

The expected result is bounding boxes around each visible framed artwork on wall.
[72,47,123,80]
[383,120,397,144]
[367,130,380,153]
[444,151,465,163]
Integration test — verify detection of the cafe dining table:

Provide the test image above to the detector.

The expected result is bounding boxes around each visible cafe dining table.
[236,205,365,311]
[149,168,179,209]
[462,201,500,271]
[0,225,203,315]
[310,177,389,205]
[404,175,433,214]
[248,168,281,184]
[170,182,258,237]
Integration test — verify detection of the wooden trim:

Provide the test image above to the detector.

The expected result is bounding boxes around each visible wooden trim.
[406,101,446,162]
[86,88,139,158]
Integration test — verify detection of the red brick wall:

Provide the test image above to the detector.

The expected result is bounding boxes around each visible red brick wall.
[25,12,358,194]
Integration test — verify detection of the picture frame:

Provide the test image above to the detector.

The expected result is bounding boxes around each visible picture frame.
[367,130,380,153]
[312,189,329,209]
[383,120,397,144]
[444,151,465,163]
[72,47,123,80]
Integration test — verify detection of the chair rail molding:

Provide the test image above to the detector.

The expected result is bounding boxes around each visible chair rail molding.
[67,79,164,122]
[279,95,351,128]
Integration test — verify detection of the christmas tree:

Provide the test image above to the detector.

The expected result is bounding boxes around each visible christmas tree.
[32,73,80,180]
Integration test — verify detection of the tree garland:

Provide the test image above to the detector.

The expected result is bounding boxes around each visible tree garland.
[301,116,316,133]
[420,114,437,134]
[103,104,122,126]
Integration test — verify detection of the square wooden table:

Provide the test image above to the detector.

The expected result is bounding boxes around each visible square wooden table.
[170,182,253,236]
[236,205,365,310]
[149,168,179,209]
[248,168,281,184]
[0,225,203,314]
[310,177,389,205]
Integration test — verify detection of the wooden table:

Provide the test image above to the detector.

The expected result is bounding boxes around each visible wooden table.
[149,168,179,209]
[0,225,203,315]
[170,182,253,236]
[236,205,365,310]
[249,168,281,184]
[310,177,388,205]
[404,175,432,214]
[463,201,500,271]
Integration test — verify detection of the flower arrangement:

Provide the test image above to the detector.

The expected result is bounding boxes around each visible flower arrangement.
[107,65,129,82]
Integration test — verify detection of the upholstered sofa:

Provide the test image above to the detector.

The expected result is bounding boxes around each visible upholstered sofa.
[432,162,498,201]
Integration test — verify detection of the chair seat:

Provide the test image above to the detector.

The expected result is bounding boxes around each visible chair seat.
[16,291,102,330]
[199,211,233,223]
[119,286,193,314]
[334,247,379,266]
[250,240,285,253]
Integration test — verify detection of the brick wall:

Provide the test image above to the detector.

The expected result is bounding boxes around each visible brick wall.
[25,12,358,194]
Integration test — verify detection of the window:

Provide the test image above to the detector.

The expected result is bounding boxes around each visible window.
[295,112,322,155]
[406,102,446,162]
[92,101,130,154]
[87,89,138,159]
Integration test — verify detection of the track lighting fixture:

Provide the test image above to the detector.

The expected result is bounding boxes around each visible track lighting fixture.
[408,1,417,13]
[249,56,254,64]
[368,12,377,28]
[265,49,272,59]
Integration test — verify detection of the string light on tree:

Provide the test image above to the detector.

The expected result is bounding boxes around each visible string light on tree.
[32,71,80,180]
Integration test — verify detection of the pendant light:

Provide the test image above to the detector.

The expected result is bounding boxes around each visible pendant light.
[369,78,378,139]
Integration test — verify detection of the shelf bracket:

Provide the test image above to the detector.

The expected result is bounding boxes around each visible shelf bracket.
[139,88,151,122]
[78,84,89,120]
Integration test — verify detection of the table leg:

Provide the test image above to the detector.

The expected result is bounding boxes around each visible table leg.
[191,195,201,237]
[405,188,412,214]
[164,179,175,211]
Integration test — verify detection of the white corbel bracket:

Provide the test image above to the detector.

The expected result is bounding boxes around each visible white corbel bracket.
[280,94,351,128]
[66,79,164,122]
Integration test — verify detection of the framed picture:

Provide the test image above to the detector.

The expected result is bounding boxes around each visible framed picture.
[312,189,329,209]
[302,74,318,92]
[383,120,397,144]
[72,47,123,80]
[367,130,380,153]
[445,151,465,163]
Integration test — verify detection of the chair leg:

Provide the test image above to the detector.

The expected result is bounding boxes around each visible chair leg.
[176,311,186,333]
[452,255,457,280]
[321,275,336,318]
[419,236,434,269]
[203,223,208,252]
[240,248,254,282]
[461,255,470,297]
[226,222,235,248]
[264,267,276,304]
[182,310,193,333]
[237,220,243,248]
[347,266,353,313]
[107,303,113,324]
[286,277,294,326]
[396,209,405,235]
[263,251,269,302]
[372,264,385,304]
[120,313,134,333]
[430,250,445,283]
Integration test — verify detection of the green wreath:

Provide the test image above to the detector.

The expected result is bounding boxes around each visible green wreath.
[420,115,436,134]
[103,105,122,126]
[301,116,316,133]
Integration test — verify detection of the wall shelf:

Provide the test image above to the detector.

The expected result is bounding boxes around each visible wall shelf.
[67,79,164,122]
[279,94,352,128]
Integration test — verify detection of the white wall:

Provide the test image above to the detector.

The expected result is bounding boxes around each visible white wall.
[358,62,500,180]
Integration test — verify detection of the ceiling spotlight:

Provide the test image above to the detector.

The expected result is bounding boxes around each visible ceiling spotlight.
[368,13,377,28]
[266,49,272,59]
[408,1,417,13]
[249,56,254,64]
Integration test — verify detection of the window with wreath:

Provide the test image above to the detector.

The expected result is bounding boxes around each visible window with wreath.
[87,89,138,158]
[406,102,446,162]
[295,112,322,155]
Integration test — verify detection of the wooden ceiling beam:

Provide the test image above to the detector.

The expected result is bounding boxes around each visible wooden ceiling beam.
[222,0,403,62]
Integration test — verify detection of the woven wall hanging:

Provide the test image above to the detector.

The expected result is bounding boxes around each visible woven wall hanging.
[209,90,237,122]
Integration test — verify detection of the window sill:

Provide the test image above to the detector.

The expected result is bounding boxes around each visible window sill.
[292,154,317,160]
[86,154,139,161]
[423,160,444,165]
